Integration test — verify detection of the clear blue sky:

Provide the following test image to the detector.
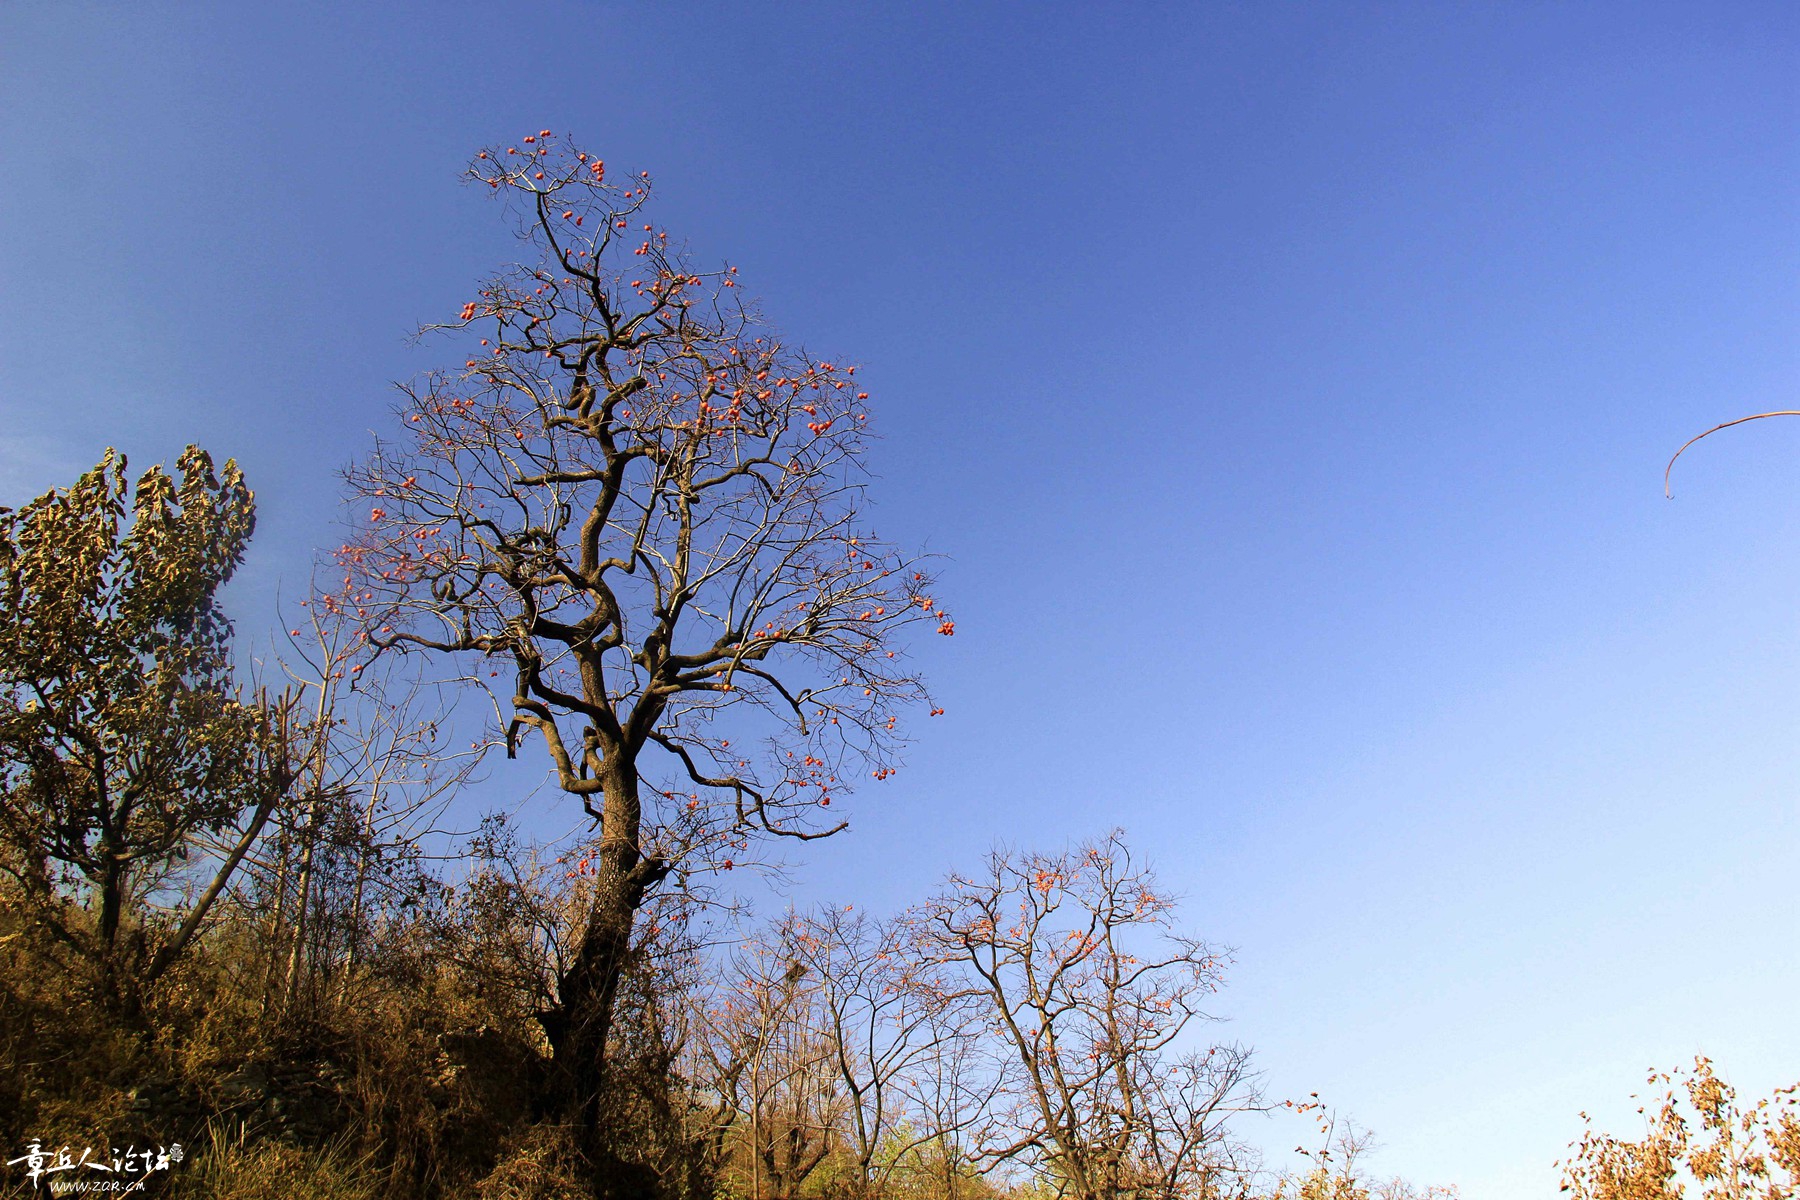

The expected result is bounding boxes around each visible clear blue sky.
[3,4,1796,1195]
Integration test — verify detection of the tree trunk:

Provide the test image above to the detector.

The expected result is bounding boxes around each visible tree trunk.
[335,783,383,1004]
[281,712,331,1012]
[262,821,292,1014]
[95,841,137,1018]
[544,759,666,1198]
[280,785,320,1011]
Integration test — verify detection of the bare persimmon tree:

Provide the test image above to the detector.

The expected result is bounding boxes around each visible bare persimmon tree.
[919,831,1258,1200]
[343,129,950,1178]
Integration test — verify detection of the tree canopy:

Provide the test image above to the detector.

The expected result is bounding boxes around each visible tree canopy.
[0,446,292,1009]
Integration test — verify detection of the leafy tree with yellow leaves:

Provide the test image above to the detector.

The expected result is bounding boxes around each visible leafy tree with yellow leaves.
[0,447,295,1016]
[1561,1058,1800,1200]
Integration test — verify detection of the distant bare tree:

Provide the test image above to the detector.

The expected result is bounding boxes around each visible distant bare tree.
[250,579,474,1017]
[788,903,989,1199]
[700,923,846,1200]
[903,989,1011,1200]
[919,832,1259,1200]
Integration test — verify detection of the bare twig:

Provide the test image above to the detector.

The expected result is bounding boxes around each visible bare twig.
[1664,411,1800,497]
